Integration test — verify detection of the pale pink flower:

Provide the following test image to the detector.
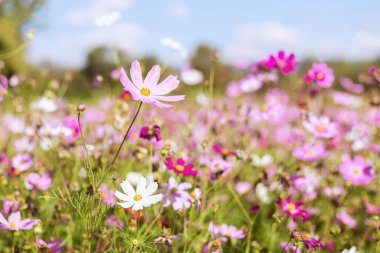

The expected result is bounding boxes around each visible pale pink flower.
[0,211,39,231]
[120,60,185,108]
[337,210,357,228]
[303,115,338,138]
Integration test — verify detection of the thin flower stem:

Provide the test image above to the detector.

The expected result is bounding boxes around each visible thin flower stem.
[227,184,253,224]
[77,113,90,168]
[109,101,143,168]
[245,221,253,253]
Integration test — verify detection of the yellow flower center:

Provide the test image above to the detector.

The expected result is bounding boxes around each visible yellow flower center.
[134,194,142,201]
[190,191,197,199]
[294,234,303,242]
[303,233,311,239]
[306,151,314,156]
[261,105,267,111]
[10,222,16,228]
[287,203,295,211]
[6,195,13,200]
[222,149,229,155]
[317,125,325,131]
[101,193,108,199]
[14,169,21,176]
[353,169,360,175]
[176,165,185,171]
[316,73,324,80]
[36,182,41,187]
[140,88,151,96]
[171,188,177,194]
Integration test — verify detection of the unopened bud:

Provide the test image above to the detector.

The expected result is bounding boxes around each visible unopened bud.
[76,103,86,113]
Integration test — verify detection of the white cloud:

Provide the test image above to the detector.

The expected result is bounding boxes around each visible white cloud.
[225,22,380,62]
[66,0,132,26]
[28,22,146,68]
[352,31,380,50]
[168,1,189,18]
[225,22,305,60]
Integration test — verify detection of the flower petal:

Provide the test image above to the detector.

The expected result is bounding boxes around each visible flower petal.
[136,177,147,195]
[120,68,141,98]
[130,61,144,88]
[120,180,135,196]
[114,191,132,202]
[144,65,161,89]
[152,75,180,95]
[118,201,134,209]
[152,95,185,102]
[143,182,158,197]
[141,194,163,207]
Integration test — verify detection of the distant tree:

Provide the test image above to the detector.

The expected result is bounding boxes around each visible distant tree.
[190,44,236,92]
[0,0,45,74]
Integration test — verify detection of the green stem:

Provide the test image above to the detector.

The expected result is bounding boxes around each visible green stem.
[109,102,143,168]
[227,184,252,223]
[77,113,90,168]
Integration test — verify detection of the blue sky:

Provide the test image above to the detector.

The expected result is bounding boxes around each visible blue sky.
[26,0,380,68]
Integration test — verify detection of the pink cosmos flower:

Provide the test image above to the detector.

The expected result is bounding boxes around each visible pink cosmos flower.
[0,75,8,102]
[365,202,380,215]
[276,196,309,221]
[100,183,116,207]
[219,224,245,239]
[261,50,298,75]
[303,115,338,138]
[2,195,20,214]
[161,177,192,211]
[38,238,64,253]
[239,75,263,93]
[24,173,52,190]
[338,156,375,185]
[340,77,364,94]
[337,210,357,228]
[164,157,198,176]
[62,117,81,142]
[0,211,39,231]
[212,144,236,157]
[104,214,124,228]
[11,153,33,175]
[292,142,328,161]
[120,60,185,108]
[281,242,302,253]
[304,63,334,88]
[293,231,323,250]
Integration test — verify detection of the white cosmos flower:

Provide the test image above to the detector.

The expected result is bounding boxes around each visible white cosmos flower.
[115,176,163,211]
[341,246,357,253]
[251,154,273,167]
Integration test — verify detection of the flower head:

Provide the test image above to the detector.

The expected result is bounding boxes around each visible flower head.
[303,115,338,138]
[120,60,185,108]
[339,156,375,185]
[11,153,33,175]
[165,157,198,176]
[0,211,39,231]
[292,142,328,161]
[261,50,298,75]
[24,172,52,190]
[115,176,163,211]
[38,238,64,253]
[161,177,192,211]
[139,125,161,141]
[277,196,309,221]
[304,63,334,88]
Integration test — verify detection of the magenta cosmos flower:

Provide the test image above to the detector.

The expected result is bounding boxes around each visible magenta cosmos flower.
[303,115,337,138]
[25,172,52,190]
[293,231,323,250]
[212,144,236,157]
[120,60,185,108]
[276,196,309,221]
[0,211,39,231]
[304,63,334,88]
[165,157,198,176]
[261,50,298,75]
[338,156,375,185]
[139,125,162,141]
[292,142,328,161]
[38,238,65,253]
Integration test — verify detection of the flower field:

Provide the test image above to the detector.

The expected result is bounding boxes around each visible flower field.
[1,48,380,253]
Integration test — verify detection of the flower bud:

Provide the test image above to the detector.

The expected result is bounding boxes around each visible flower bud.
[76,103,86,113]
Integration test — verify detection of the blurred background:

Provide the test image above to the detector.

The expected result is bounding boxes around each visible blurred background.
[1,0,380,99]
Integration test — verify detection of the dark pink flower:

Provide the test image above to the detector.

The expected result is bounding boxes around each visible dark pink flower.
[276,196,309,221]
[212,144,236,157]
[165,157,198,176]
[261,50,298,75]
[139,125,161,141]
